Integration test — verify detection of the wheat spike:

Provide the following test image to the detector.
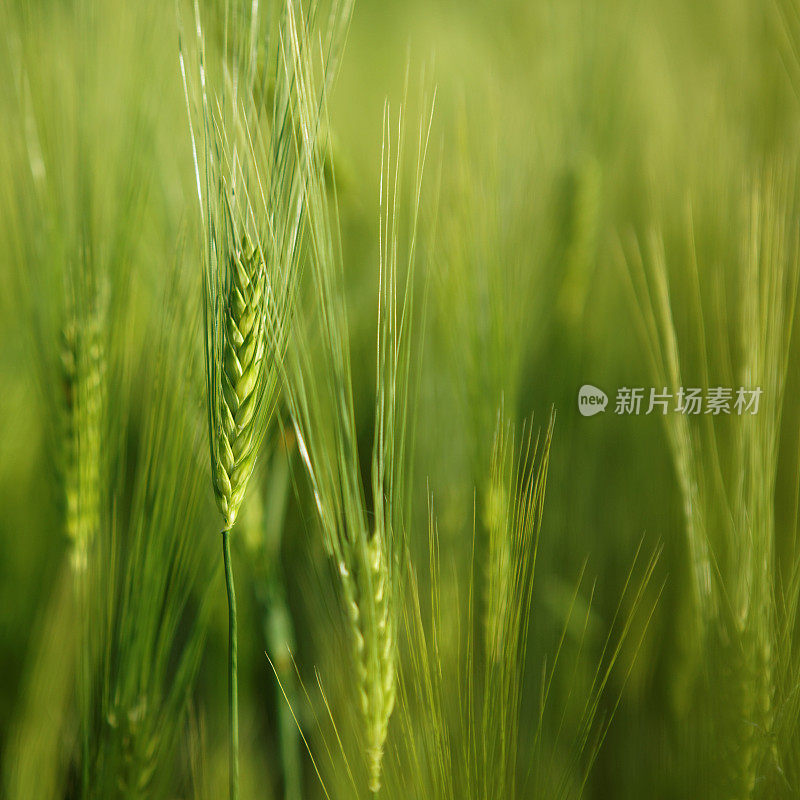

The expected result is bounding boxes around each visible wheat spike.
[213,239,267,530]
[182,5,319,794]
[281,14,432,791]
[106,697,158,795]
[339,530,396,793]
[60,312,104,572]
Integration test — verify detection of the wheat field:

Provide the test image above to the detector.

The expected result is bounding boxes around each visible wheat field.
[2,0,800,798]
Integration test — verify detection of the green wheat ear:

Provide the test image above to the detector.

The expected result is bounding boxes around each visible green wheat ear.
[181,1,331,794]
[340,531,397,793]
[214,238,267,530]
[60,311,104,572]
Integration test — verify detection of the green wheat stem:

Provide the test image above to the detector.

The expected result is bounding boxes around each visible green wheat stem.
[222,528,239,800]
[78,573,90,800]
[256,582,302,800]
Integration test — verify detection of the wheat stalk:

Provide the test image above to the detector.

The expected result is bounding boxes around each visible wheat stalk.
[283,11,434,782]
[181,7,273,797]
[181,1,348,795]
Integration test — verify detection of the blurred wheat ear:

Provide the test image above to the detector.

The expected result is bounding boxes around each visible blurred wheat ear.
[82,278,215,800]
[60,300,106,572]
[623,159,800,796]
[391,411,660,800]
[0,0,153,793]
